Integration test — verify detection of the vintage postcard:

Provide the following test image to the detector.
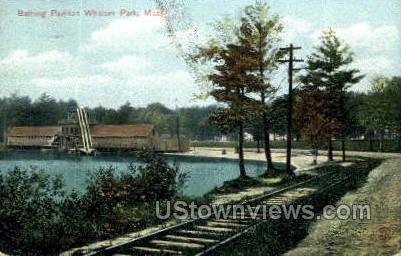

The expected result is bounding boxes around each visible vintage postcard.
[0,0,400,255]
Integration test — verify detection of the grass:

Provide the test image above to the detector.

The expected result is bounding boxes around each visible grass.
[208,176,281,195]
[206,161,356,198]
[212,157,383,255]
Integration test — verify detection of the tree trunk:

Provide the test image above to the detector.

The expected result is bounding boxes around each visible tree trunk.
[368,132,374,151]
[262,112,275,175]
[397,134,401,151]
[340,92,346,162]
[313,147,318,165]
[379,130,384,152]
[341,138,346,161]
[238,122,246,177]
[2,116,6,143]
[328,138,334,161]
[256,137,261,153]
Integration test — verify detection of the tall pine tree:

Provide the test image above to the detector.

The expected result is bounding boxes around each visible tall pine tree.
[299,30,363,161]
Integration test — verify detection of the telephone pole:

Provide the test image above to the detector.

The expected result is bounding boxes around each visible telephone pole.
[278,44,303,176]
[175,98,181,152]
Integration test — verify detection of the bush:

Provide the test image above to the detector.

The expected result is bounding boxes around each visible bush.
[0,144,7,152]
[0,152,185,255]
[0,167,65,254]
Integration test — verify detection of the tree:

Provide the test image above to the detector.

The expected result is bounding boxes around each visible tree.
[361,76,397,152]
[295,90,341,164]
[206,44,260,177]
[270,95,289,136]
[299,29,363,161]
[192,18,261,177]
[32,93,60,126]
[141,103,175,136]
[385,77,401,150]
[237,2,282,175]
[246,119,263,153]
[345,92,366,140]
[115,102,134,124]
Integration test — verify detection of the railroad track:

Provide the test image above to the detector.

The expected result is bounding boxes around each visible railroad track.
[86,170,353,256]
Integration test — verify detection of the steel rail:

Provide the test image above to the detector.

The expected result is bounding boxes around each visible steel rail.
[195,174,354,256]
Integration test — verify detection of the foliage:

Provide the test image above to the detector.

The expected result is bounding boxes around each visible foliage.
[361,76,398,133]
[299,29,363,93]
[0,144,7,152]
[0,153,184,255]
[2,75,399,148]
[0,94,221,142]
[295,90,342,163]
[0,93,78,142]
[387,77,401,137]
[191,12,262,177]
[0,168,65,254]
[191,2,284,176]
[238,2,283,173]
[357,76,401,151]
[298,30,363,130]
[298,29,363,159]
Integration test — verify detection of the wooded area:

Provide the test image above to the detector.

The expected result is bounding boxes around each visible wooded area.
[1,76,400,151]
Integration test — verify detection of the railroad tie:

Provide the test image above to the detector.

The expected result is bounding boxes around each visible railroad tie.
[194,225,233,233]
[149,239,205,249]
[206,221,247,228]
[164,235,218,244]
[129,246,183,255]
[177,229,223,237]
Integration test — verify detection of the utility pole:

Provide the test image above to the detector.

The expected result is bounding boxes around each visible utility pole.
[278,44,303,176]
[175,99,181,152]
[2,114,6,144]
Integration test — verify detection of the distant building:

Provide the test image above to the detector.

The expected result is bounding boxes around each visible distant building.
[7,126,62,148]
[244,132,254,142]
[6,124,189,152]
[214,135,228,142]
[270,133,287,141]
[90,124,158,150]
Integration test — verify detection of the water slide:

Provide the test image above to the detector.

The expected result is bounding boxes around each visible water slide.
[76,107,95,154]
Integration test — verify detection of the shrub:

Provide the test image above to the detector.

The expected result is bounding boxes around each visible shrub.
[0,167,65,254]
[0,152,184,255]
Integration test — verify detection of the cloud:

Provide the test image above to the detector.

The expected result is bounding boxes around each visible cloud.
[337,23,398,53]
[0,49,108,101]
[0,49,76,78]
[101,55,150,75]
[116,70,203,108]
[0,15,202,108]
[0,49,71,66]
[282,16,314,44]
[353,56,392,73]
[309,22,400,76]
[311,22,399,53]
[80,15,170,54]
[283,16,313,34]
[32,75,112,88]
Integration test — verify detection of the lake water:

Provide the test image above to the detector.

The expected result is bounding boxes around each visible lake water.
[0,151,268,198]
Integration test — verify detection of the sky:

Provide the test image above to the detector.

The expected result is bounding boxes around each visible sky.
[0,0,400,108]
